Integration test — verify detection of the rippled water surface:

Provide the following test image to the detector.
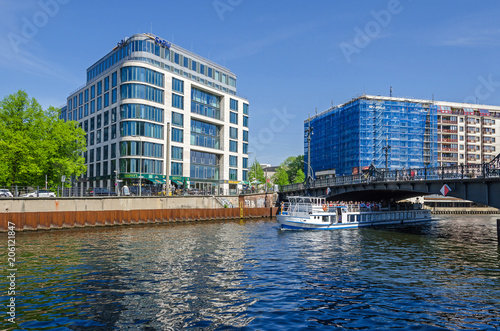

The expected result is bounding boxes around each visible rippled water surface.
[1,215,500,330]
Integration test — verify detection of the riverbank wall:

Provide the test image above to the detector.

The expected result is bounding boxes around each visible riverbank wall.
[0,194,279,231]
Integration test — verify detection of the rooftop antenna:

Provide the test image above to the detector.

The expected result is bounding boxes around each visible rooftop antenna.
[315,107,317,115]
[432,93,434,102]
[390,86,393,97]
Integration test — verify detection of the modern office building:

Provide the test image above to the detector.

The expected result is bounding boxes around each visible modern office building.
[305,95,500,177]
[61,33,250,194]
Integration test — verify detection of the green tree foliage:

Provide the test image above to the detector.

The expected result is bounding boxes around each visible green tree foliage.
[0,90,87,187]
[282,155,304,183]
[293,169,305,184]
[249,160,265,185]
[272,166,289,186]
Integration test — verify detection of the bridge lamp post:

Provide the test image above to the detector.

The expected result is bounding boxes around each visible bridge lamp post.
[382,138,391,171]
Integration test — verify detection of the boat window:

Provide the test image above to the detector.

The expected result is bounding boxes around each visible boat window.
[322,216,329,223]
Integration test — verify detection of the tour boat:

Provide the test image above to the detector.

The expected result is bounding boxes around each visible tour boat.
[277,196,433,230]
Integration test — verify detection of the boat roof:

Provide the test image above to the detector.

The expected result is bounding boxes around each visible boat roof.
[287,196,325,204]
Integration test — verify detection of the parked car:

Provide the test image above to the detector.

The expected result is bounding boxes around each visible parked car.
[0,189,13,197]
[23,189,56,198]
[86,188,117,196]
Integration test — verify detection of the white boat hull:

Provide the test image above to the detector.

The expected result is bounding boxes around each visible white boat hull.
[276,214,433,230]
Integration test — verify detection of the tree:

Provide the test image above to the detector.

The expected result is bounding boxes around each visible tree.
[272,166,289,186]
[282,155,304,183]
[249,160,265,185]
[293,169,305,184]
[0,90,87,187]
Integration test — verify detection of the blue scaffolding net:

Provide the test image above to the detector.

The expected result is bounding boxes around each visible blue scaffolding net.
[305,97,438,177]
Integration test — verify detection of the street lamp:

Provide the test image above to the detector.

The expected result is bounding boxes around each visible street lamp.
[131,135,143,196]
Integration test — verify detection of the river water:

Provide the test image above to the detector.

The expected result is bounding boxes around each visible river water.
[1,215,500,330]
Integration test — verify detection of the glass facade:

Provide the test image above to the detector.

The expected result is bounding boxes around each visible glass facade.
[190,150,219,180]
[120,83,163,104]
[120,104,163,122]
[305,97,438,177]
[120,121,163,139]
[121,66,164,87]
[191,87,221,120]
[191,119,220,149]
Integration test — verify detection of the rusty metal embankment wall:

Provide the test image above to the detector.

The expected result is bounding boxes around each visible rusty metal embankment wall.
[0,196,278,231]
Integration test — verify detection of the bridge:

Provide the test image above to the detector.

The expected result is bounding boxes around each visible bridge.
[280,156,500,209]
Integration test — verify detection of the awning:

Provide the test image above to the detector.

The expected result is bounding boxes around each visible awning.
[480,109,490,116]
[171,180,183,186]
[463,108,474,115]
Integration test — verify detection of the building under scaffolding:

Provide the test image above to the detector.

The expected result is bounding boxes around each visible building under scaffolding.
[305,95,439,177]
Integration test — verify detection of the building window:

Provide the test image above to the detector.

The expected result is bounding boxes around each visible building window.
[229,168,237,180]
[96,147,101,161]
[120,104,163,123]
[230,98,238,111]
[190,150,219,180]
[230,112,238,124]
[243,103,249,115]
[104,93,109,107]
[172,78,184,93]
[172,112,183,127]
[243,170,248,181]
[243,116,249,127]
[190,119,220,149]
[243,130,249,142]
[97,96,102,111]
[104,76,109,92]
[120,83,164,104]
[172,128,183,143]
[121,66,164,87]
[171,146,183,160]
[90,100,95,114]
[120,121,164,139]
[230,140,238,152]
[111,124,116,139]
[111,108,117,122]
[103,127,109,142]
[97,81,102,95]
[112,89,117,104]
[229,155,237,167]
[112,71,117,87]
[89,149,94,162]
[111,143,116,158]
[171,162,183,176]
[172,94,184,109]
[91,85,95,99]
[243,143,248,154]
[97,114,102,129]
[230,127,238,139]
[243,157,248,168]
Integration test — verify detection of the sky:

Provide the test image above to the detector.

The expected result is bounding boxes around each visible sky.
[1,0,500,166]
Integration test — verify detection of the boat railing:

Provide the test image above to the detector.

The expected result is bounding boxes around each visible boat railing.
[281,202,322,215]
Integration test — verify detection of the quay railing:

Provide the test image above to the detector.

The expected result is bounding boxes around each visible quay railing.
[280,160,500,193]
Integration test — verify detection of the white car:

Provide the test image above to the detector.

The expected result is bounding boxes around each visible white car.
[0,189,13,197]
[23,189,56,198]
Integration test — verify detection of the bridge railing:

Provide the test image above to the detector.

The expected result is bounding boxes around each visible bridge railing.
[280,162,500,192]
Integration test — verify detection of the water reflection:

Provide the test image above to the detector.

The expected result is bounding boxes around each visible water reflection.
[0,217,499,330]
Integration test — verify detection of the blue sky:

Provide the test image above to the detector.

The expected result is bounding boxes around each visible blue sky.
[1,0,500,165]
